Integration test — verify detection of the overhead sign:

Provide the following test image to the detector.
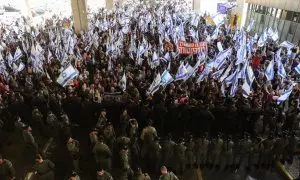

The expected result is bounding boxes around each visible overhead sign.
[178,41,207,55]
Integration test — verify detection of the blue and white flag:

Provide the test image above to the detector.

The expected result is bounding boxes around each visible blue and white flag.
[277,85,293,102]
[235,44,247,65]
[163,52,171,62]
[152,51,159,66]
[275,49,286,78]
[242,65,255,98]
[230,70,239,97]
[279,41,295,49]
[246,19,255,32]
[13,46,23,61]
[119,73,127,92]
[225,68,239,85]
[149,73,161,95]
[214,48,232,69]
[220,62,233,82]
[294,63,300,74]
[265,60,274,81]
[254,33,258,41]
[7,53,13,67]
[175,62,188,81]
[217,42,223,52]
[258,30,267,47]
[56,65,78,87]
[184,63,195,81]
[48,49,53,64]
[160,70,174,86]
[211,68,225,79]
[212,14,224,27]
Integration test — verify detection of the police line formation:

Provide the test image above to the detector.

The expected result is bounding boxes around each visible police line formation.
[0,0,300,179]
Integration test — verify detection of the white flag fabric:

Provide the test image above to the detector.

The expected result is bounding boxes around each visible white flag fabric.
[175,62,188,81]
[149,73,161,95]
[119,73,127,91]
[13,47,23,61]
[279,41,295,49]
[242,65,255,98]
[246,19,255,32]
[265,60,275,81]
[160,70,174,86]
[56,65,78,87]
[217,42,223,52]
[17,62,25,72]
[258,30,267,47]
[277,85,293,102]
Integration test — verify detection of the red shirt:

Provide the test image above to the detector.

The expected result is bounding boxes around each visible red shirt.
[253,55,261,69]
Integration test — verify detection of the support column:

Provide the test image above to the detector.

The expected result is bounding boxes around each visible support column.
[106,0,114,9]
[71,0,88,34]
[193,0,201,14]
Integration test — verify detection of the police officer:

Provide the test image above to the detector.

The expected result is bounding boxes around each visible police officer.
[67,137,80,171]
[46,111,58,138]
[89,128,99,146]
[249,137,263,170]
[240,133,252,170]
[128,119,138,139]
[161,134,175,169]
[195,133,209,168]
[103,122,115,150]
[159,166,179,180]
[32,107,44,137]
[133,167,151,180]
[212,133,223,170]
[96,168,113,180]
[223,135,234,170]
[22,125,38,154]
[119,145,132,180]
[262,135,274,169]
[60,111,72,142]
[0,155,16,180]
[120,109,130,136]
[33,154,55,180]
[96,109,108,131]
[140,120,157,144]
[93,137,112,171]
[174,138,187,173]
[68,171,80,180]
[185,134,195,169]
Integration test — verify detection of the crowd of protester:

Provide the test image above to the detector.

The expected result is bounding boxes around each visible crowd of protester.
[0,0,300,179]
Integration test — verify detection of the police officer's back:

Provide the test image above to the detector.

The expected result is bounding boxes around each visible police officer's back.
[133,168,151,180]
[159,166,179,180]
[33,154,55,180]
[96,168,113,180]
[0,155,16,180]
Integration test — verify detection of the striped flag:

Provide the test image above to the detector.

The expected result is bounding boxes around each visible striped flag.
[265,59,275,81]
[277,85,293,102]
[242,65,255,98]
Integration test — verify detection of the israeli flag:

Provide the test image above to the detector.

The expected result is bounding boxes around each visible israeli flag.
[149,73,161,95]
[254,33,258,41]
[258,30,267,47]
[56,65,78,87]
[294,63,300,74]
[235,44,247,65]
[212,14,224,27]
[217,42,223,52]
[279,41,295,49]
[275,49,286,78]
[225,68,239,85]
[163,52,171,62]
[13,47,23,61]
[160,70,174,87]
[214,48,232,70]
[119,73,127,92]
[211,68,225,79]
[277,85,293,102]
[175,62,188,81]
[7,53,13,67]
[184,63,195,81]
[152,51,160,66]
[48,49,53,64]
[265,60,275,81]
[220,62,233,82]
[246,19,255,32]
[242,65,255,98]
